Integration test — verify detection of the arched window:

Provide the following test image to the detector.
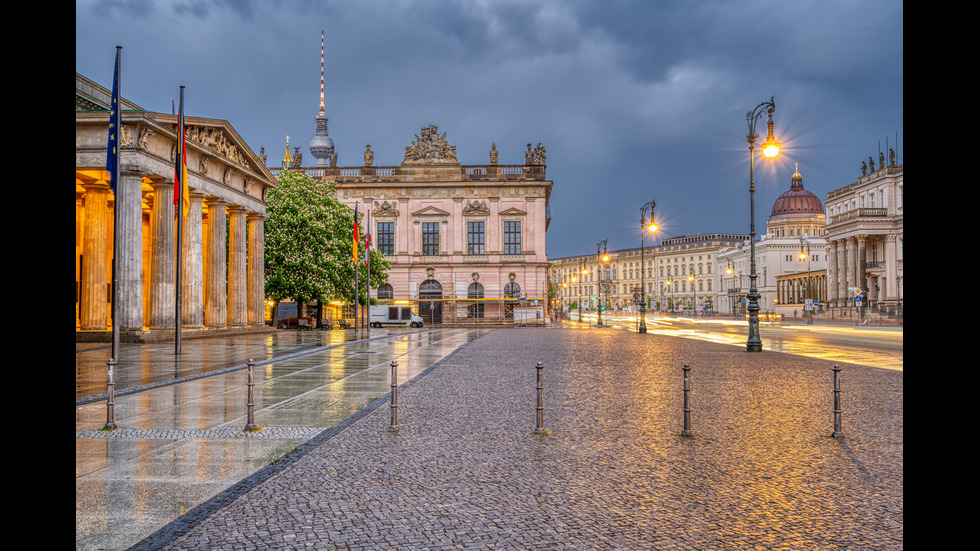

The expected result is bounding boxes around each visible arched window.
[377,283,393,300]
[419,279,442,292]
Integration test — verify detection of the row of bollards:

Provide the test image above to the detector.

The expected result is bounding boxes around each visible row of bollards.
[673,363,846,438]
[100,358,846,439]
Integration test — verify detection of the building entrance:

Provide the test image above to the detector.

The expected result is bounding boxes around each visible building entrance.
[419,279,442,324]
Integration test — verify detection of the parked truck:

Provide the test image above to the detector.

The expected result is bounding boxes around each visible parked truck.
[369,304,424,328]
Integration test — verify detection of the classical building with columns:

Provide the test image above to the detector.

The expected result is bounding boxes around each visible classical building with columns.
[76,73,276,340]
[824,155,903,313]
[273,125,553,324]
[715,165,828,317]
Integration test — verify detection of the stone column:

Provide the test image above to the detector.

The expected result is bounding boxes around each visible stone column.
[115,170,145,330]
[227,205,248,327]
[856,235,867,296]
[247,213,266,326]
[846,237,858,305]
[836,239,848,306]
[205,198,228,328]
[80,179,110,330]
[826,241,837,306]
[148,180,175,329]
[884,234,899,303]
[181,191,206,327]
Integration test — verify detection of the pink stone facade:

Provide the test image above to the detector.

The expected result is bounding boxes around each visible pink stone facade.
[275,127,553,323]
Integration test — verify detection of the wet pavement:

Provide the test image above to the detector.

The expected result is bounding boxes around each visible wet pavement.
[78,326,902,550]
[76,328,492,551]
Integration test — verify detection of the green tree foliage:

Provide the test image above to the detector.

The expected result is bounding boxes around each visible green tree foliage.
[264,170,389,304]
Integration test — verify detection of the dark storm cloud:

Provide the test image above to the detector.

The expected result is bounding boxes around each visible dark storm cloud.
[76,0,902,258]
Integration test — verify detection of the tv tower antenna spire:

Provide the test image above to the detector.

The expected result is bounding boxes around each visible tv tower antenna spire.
[309,28,335,167]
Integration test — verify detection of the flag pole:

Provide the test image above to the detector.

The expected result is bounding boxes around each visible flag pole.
[110,46,122,362]
[175,86,185,355]
[354,201,359,332]
[365,208,370,335]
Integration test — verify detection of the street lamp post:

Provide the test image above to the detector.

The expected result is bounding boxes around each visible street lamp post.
[744,96,780,352]
[725,259,736,318]
[597,239,608,326]
[639,200,657,333]
[688,274,695,317]
[800,239,813,324]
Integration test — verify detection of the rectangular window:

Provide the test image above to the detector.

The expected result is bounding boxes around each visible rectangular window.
[467,221,485,254]
[377,222,394,255]
[504,220,521,254]
[422,222,439,255]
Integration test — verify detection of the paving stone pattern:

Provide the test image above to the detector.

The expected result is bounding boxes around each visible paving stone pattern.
[150,328,903,550]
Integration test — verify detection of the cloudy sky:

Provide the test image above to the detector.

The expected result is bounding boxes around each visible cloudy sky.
[76,0,903,259]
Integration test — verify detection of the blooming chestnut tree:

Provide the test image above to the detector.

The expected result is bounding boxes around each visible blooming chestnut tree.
[264,170,389,306]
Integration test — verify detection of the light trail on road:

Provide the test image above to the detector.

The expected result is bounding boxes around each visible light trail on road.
[570,313,903,371]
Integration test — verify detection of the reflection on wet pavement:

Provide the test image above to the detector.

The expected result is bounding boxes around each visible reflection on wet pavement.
[76,328,490,551]
[582,315,903,371]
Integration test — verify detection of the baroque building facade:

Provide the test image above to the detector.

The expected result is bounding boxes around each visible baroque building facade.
[824,154,903,313]
[76,74,275,339]
[273,125,553,324]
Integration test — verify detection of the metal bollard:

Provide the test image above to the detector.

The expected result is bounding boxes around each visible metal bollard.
[681,364,693,436]
[388,360,399,433]
[831,364,844,437]
[534,362,547,434]
[244,359,257,432]
[103,358,117,430]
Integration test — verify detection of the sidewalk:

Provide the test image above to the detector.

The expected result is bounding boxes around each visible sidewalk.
[76,328,493,551]
[116,328,902,550]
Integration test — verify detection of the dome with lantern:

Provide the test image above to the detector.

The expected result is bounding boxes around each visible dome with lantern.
[766,165,826,238]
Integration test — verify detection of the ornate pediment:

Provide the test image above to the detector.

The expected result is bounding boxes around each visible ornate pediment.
[412,206,450,217]
[402,125,460,165]
[185,125,251,168]
[499,207,527,216]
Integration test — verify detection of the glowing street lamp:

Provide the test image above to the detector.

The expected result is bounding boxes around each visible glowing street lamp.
[744,96,780,352]
[639,200,657,333]
[597,239,608,326]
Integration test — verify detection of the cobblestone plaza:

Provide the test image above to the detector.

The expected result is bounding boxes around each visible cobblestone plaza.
[96,328,903,550]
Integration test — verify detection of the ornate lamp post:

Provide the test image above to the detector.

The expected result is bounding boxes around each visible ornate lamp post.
[800,238,813,324]
[744,96,780,352]
[639,200,657,333]
[596,240,609,326]
[725,259,736,318]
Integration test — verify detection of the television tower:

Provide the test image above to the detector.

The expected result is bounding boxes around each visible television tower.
[308,29,335,167]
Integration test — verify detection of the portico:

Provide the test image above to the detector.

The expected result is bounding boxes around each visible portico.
[75,74,275,340]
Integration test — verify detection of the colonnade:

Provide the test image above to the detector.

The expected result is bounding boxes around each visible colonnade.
[826,235,901,307]
[76,170,266,332]
[775,272,827,306]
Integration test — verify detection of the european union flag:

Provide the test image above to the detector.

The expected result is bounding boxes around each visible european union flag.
[106,48,120,192]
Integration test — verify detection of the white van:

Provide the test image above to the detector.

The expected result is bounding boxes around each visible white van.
[370,305,424,328]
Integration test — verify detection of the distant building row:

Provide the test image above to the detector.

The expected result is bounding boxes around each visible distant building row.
[549,161,903,317]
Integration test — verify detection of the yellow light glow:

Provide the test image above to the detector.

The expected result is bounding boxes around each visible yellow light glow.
[648,222,658,232]
[602,254,609,262]
[762,135,780,158]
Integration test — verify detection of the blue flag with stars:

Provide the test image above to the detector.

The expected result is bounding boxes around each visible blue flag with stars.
[106,49,120,192]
